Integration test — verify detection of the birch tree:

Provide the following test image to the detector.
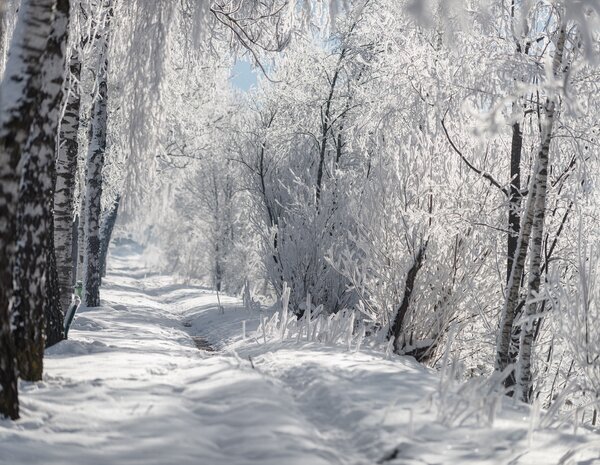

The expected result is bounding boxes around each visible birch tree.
[55,42,83,314]
[12,0,70,381]
[515,21,568,403]
[82,4,111,307]
[0,0,56,420]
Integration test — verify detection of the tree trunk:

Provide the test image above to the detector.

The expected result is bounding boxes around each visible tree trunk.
[55,47,82,314]
[12,0,70,377]
[99,194,120,277]
[502,118,524,391]
[0,1,7,75]
[72,215,79,283]
[0,0,57,419]
[389,243,427,353]
[516,25,567,403]
[514,127,552,402]
[315,49,345,208]
[82,9,111,307]
[82,77,108,306]
[76,184,86,282]
[496,168,538,386]
[215,242,223,292]
[507,121,523,283]
[256,126,283,286]
[45,223,64,347]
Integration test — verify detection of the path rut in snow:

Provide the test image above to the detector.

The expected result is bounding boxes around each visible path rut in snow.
[182,320,216,352]
[191,336,215,352]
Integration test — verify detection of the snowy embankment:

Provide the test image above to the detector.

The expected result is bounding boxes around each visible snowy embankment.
[0,243,599,465]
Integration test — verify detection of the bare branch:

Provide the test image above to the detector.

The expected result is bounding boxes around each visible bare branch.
[441,116,508,196]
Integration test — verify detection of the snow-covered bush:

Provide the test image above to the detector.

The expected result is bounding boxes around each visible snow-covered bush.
[550,241,600,419]
[257,284,372,351]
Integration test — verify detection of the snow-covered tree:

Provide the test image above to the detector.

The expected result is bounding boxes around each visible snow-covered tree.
[0,0,57,420]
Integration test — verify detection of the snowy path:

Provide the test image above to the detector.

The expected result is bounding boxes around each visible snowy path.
[1,242,600,464]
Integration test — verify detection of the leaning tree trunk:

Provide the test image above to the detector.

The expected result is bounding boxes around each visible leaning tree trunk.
[504,7,535,391]
[516,25,567,403]
[507,120,523,283]
[0,0,56,420]
[55,47,82,314]
[496,170,538,386]
[389,243,427,353]
[82,10,111,307]
[503,117,524,391]
[315,49,345,208]
[12,0,70,379]
[99,194,120,278]
[515,145,550,402]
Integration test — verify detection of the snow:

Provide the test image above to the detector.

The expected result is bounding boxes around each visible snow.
[1,242,600,464]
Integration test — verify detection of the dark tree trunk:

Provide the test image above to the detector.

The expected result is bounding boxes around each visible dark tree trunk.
[496,179,538,382]
[315,49,345,207]
[504,120,524,390]
[256,117,284,289]
[215,246,223,293]
[72,215,79,285]
[507,121,522,282]
[99,194,120,278]
[388,243,427,353]
[45,214,64,348]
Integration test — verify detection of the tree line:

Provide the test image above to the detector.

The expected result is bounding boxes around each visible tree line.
[0,0,121,420]
[0,0,326,422]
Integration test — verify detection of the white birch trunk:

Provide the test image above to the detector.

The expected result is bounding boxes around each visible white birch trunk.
[54,47,82,314]
[12,0,70,377]
[516,25,567,403]
[82,6,111,307]
[0,0,56,420]
[82,75,108,307]
[496,170,538,381]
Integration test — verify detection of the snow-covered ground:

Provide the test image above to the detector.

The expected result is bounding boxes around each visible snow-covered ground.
[1,242,600,464]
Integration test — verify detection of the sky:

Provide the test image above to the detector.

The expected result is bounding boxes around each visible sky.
[230,59,258,92]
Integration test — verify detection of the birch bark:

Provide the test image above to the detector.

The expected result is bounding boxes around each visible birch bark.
[0,0,56,419]
[516,25,567,403]
[55,47,82,313]
[496,169,538,381]
[82,6,111,307]
[12,0,70,378]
